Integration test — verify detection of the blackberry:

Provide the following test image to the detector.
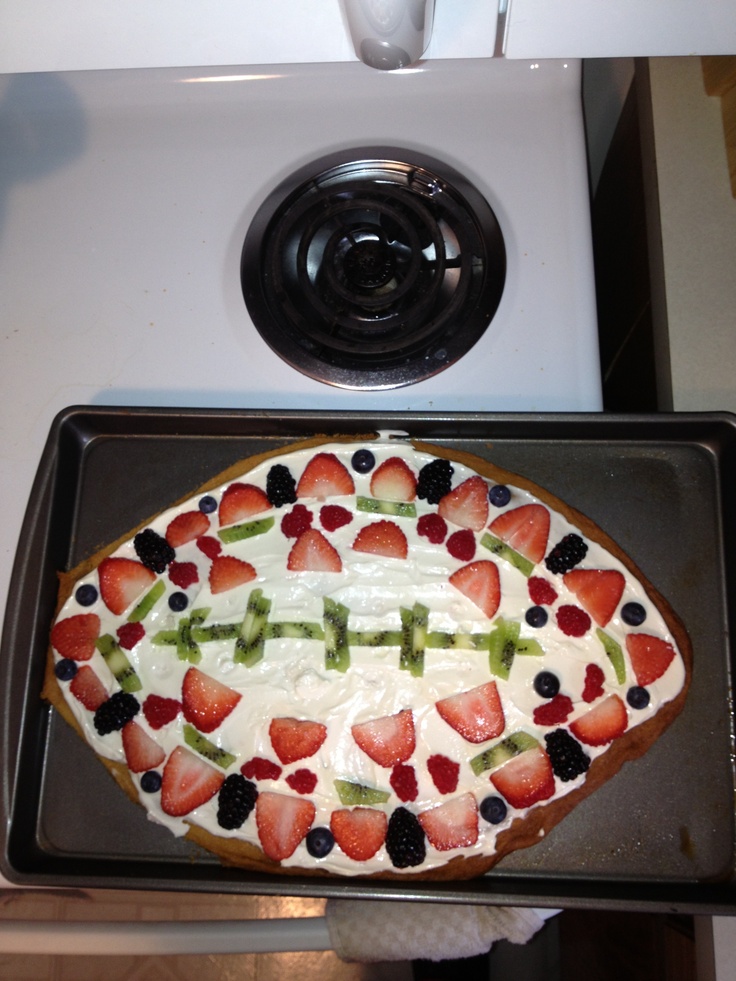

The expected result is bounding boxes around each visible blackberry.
[216,774,258,830]
[134,528,175,573]
[544,533,588,575]
[416,458,454,504]
[385,807,426,869]
[93,691,140,735]
[266,464,297,508]
[544,728,590,782]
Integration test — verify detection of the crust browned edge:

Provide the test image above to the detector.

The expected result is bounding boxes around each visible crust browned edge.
[41,433,693,883]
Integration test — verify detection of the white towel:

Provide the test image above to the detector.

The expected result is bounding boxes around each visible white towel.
[325,899,548,963]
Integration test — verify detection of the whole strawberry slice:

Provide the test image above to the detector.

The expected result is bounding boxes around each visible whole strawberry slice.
[352,520,408,559]
[69,665,108,710]
[625,633,676,686]
[269,717,328,764]
[160,745,224,817]
[351,708,415,767]
[570,693,628,746]
[98,558,156,616]
[122,720,166,773]
[208,555,257,594]
[51,613,101,661]
[449,560,501,619]
[369,456,417,502]
[418,792,479,851]
[435,681,505,744]
[181,666,241,733]
[219,482,271,527]
[490,745,555,809]
[563,569,625,627]
[437,476,489,531]
[165,510,210,547]
[287,529,342,572]
[488,503,550,564]
[256,791,316,861]
[330,806,388,861]
[296,452,355,501]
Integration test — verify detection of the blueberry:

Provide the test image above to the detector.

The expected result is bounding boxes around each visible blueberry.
[525,605,548,628]
[54,658,78,681]
[198,495,217,514]
[622,601,646,626]
[140,770,162,793]
[75,583,98,607]
[480,795,508,824]
[351,448,375,474]
[488,484,511,507]
[627,686,651,709]
[306,826,335,859]
[169,591,188,612]
[533,671,560,699]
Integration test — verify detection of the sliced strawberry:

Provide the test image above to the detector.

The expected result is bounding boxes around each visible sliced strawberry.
[160,745,225,817]
[490,745,556,809]
[256,791,316,862]
[165,510,210,547]
[208,555,257,593]
[435,681,505,744]
[51,613,100,661]
[488,503,550,564]
[287,529,342,572]
[449,560,501,619]
[98,557,157,616]
[352,520,408,559]
[330,806,388,861]
[351,709,415,767]
[570,693,628,746]
[296,452,355,501]
[181,666,241,733]
[563,569,625,627]
[369,456,417,502]
[437,476,489,531]
[625,633,677,686]
[218,482,271,527]
[69,665,108,710]
[418,792,479,851]
[268,717,328,765]
[122,720,166,773]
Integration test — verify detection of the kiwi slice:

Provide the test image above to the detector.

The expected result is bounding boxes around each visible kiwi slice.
[487,617,543,679]
[234,588,272,666]
[183,724,236,769]
[356,496,417,518]
[127,580,165,623]
[480,532,535,578]
[176,617,202,664]
[217,516,275,545]
[95,634,142,693]
[324,597,350,672]
[470,731,539,776]
[267,621,325,641]
[399,602,428,677]
[596,628,627,684]
[334,778,390,806]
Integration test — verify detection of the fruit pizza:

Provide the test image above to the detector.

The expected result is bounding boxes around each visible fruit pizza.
[43,433,691,880]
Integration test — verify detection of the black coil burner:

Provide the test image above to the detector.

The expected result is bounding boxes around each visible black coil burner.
[241,147,506,390]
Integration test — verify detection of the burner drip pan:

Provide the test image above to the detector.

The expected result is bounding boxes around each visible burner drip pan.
[241,148,506,390]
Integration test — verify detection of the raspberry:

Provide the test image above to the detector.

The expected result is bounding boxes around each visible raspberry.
[241,757,282,781]
[142,694,182,729]
[417,513,447,544]
[582,663,606,702]
[426,754,460,794]
[285,768,318,794]
[528,576,558,606]
[168,560,199,589]
[196,535,222,559]
[116,621,145,650]
[556,604,592,637]
[320,505,352,532]
[280,504,313,538]
[390,763,418,802]
[446,529,476,561]
[533,693,574,725]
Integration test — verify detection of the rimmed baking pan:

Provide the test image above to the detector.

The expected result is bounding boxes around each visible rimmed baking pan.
[1,407,734,912]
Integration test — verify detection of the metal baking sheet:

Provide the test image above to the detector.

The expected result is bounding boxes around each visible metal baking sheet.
[1,407,734,913]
